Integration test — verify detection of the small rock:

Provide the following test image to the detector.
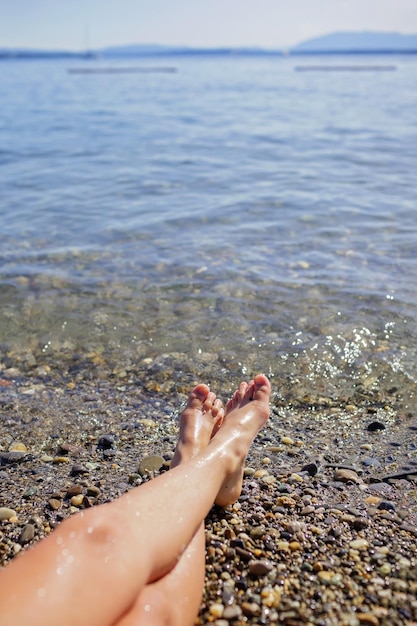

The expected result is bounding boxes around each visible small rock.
[0,451,29,465]
[281,436,294,445]
[209,603,224,618]
[70,494,84,507]
[334,468,360,483]
[70,464,89,476]
[48,498,62,511]
[97,434,117,450]
[66,485,84,497]
[367,421,385,432]
[59,442,84,455]
[378,501,396,512]
[138,455,165,476]
[9,442,27,452]
[249,559,273,576]
[0,507,17,521]
[317,570,342,586]
[18,523,35,545]
[53,456,70,464]
[349,538,369,550]
[357,613,380,626]
[301,462,318,476]
[241,601,261,617]
[222,605,242,621]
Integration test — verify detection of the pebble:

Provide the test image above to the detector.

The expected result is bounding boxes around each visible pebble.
[9,442,27,452]
[18,523,35,545]
[249,559,273,576]
[0,507,17,521]
[138,455,165,476]
[367,421,385,432]
[334,468,360,483]
[97,434,117,450]
[241,601,261,617]
[281,436,294,445]
[222,605,242,620]
[349,538,369,550]
[70,494,84,507]
[0,451,29,464]
[317,570,343,585]
[70,464,89,476]
[48,498,62,511]
[357,613,380,625]
[209,603,224,618]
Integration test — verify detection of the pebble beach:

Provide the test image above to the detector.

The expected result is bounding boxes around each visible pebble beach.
[1,348,416,626]
[2,55,417,625]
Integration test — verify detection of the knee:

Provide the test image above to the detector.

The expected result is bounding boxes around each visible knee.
[59,507,126,560]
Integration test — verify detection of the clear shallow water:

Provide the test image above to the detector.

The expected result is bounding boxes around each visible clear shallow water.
[1,55,417,406]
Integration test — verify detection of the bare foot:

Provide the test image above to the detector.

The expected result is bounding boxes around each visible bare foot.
[213,374,271,507]
[171,384,224,468]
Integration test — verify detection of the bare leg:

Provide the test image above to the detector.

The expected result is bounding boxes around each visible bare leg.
[116,384,224,626]
[0,375,271,626]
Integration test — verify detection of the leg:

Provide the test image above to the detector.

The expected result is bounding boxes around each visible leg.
[116,384,224,626]
[0,375,271,626]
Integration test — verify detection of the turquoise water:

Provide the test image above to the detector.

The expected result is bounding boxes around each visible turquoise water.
[1,55,417,406]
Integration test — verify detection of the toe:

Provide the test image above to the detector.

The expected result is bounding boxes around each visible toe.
[253,374,271,402]
[187,383,210,410]
[203,391,217,412]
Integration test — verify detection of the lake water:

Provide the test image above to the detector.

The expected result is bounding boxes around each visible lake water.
[1,55,417,408]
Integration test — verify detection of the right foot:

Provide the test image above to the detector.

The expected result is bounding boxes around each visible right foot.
[213,374,271,507]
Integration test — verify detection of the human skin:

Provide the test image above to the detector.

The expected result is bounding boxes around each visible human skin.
[0,374,271,626]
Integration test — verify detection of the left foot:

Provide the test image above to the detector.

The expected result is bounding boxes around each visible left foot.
[171,384,224,468]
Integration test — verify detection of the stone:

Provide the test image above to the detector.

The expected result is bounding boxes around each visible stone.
[138,455,165,476]
[0,507,17,521]
[98,434,117,450]
[0,451,29,465]
[378,501,396,512]
[222,605,242,620]
[209,603,224,618]
[70,494,84,507]
[66,485,83,497]
[48,498,62,511]
[249,559,273,576]
[9,442,27,452]
[241,601,261,617]
[334,468,360,483]
[18,523,35,544]
[59,442,84,455]
[357,613,380,626]
[367,421,385,432]
[349,538,369,550]
[70,464,89,476]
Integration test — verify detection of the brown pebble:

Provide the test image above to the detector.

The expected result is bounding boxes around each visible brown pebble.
[249,559,273,576]
[70,494,84,507]
[241,601,261,617]
[138,455,165,476]
[334,468,360,483]
[357,613,380,626]
[48,498,62,511]
[66,485,84,497]
[18,523,35,545]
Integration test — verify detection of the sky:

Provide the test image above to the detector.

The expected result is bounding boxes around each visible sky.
[1,0,417,51]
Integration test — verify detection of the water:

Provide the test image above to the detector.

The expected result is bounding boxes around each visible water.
[1,55,417,407]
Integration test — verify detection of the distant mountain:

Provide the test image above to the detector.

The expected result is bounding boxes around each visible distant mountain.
[2,32,417,61]
[100,43,279,57]
[292,31,417,53]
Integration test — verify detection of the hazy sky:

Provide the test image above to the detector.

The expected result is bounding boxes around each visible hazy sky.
[1,0,417,50]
